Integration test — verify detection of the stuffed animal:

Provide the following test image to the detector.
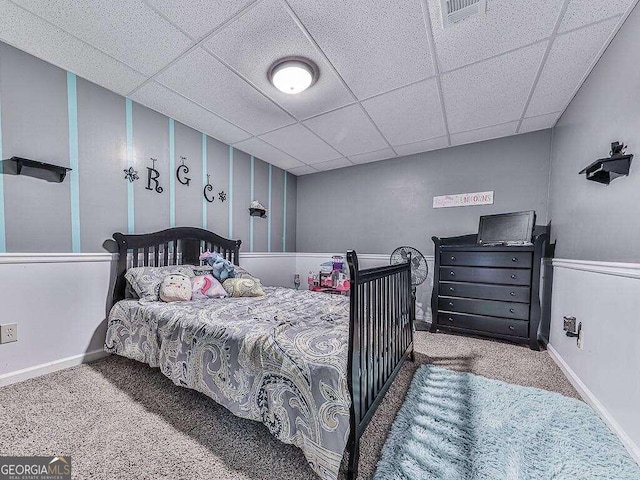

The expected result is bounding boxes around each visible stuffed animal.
[199,251,236,281]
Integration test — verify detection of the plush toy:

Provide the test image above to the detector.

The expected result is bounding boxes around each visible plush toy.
[199,251,236,281]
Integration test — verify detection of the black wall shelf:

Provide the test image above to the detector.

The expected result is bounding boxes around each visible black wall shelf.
[7,156,72,183]
[579,142,633,185]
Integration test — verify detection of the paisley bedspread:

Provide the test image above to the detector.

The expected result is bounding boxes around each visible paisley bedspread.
[105,287,351,480]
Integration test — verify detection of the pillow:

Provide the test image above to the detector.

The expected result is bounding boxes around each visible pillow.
[125,265,195,302]
[159,274,193,302]
[191,274,227,300]
[234,265,257,280]
[222,277,265,297]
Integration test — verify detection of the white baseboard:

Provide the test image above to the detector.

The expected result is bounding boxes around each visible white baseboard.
[547,344,640,465]
[0,349,109,387]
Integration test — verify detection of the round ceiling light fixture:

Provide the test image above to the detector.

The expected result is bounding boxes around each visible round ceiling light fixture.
[269,57,318,95]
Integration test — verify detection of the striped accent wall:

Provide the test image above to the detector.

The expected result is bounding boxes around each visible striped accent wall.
[0,41,296,253]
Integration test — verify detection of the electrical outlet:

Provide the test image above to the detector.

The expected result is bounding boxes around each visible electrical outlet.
[0,323,17,343]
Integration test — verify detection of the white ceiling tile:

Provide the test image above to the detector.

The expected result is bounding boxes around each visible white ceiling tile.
[287,0,434,98]
[144,0,256,40]
[393,136,449,156]
[450,122,518,146]
[361,78,445,146]
[233,137,304,170]
[428,0,562,72]
[348,148,396,164]
[206,0,353,120]
[259,124,341,164]
[12,0,193,76]
[157,48,295,135]
[130,81,251,145]
[0,0,146,96]
[288,165,318,176]
[442,42,546,133]
[519,112,561,134]
[526,18,620,118]
[302,104,389,156]
[312,157,354,171]
[559,0,629,32]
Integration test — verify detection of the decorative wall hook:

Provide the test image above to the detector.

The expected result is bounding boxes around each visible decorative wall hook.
[203,173,215,203]
[176,155,191,186]
[123,166,139,183]
[146,157,163,193]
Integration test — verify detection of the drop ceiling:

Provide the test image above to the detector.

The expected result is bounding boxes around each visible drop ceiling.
[0,0,636,175]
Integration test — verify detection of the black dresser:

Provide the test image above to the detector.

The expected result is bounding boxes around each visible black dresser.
[430,227,550,350]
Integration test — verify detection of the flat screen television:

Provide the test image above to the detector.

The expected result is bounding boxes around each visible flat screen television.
[477,211,536,245]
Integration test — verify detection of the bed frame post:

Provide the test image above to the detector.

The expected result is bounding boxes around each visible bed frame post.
[346,250,361,479]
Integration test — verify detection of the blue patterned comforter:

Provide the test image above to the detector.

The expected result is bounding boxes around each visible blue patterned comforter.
[105,287,351,480]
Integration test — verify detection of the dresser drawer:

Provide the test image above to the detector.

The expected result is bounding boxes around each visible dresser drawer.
[439,266,531,286]
[441,251,532,268]
[437,312,528,338]
[439,296,529,320]
[440,281,530,303]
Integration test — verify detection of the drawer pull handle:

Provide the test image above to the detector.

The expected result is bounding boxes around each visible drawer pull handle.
[508,325,515,331]
[510,274,517,279]
[510,291,516,296]
[448,317,454,322]
[449,287,455,292]
[511,257,518,262]
[451,256,456,261]
[450,271,455,276]
[449,302,454,307]
[509,308,515,313]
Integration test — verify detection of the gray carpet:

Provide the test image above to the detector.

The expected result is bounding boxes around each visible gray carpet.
[0,332,578,479]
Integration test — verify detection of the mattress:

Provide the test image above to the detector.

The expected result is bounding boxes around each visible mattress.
[105,287,351,480]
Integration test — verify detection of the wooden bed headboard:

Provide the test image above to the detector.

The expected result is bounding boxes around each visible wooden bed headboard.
[111,227,242,306]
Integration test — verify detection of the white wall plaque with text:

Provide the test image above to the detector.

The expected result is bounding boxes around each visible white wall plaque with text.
[433,191,494,208]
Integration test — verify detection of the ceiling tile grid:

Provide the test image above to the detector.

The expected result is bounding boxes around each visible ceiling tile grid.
[232,137,304,170]
[130,81,252,145]
[525,17,622,118]
[258,123,342,164]
[285,0,435,99]
[0,0,636,175]
[0,0,147,96]
[302,104,390,157]
[361,78,446,146]
[441,42,547,133]
[12,0,193,76]
[156,47,295,135]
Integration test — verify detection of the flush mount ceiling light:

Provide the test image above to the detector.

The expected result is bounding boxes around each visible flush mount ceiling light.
[268,57,318,95]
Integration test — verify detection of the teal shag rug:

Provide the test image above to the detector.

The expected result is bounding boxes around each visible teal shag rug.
[374,365,640,480]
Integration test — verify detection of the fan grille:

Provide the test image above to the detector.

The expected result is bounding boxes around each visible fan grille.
[390,246,428,286]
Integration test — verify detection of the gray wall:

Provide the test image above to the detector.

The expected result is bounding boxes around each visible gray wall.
[296,130,552,255]
[0,42,296,253]
[549,5,640,263]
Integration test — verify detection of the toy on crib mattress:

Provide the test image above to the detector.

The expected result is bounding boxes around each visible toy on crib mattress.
[199,250,236,281]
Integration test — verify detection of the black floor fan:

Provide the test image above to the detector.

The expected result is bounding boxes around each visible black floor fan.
[390,246,428,323]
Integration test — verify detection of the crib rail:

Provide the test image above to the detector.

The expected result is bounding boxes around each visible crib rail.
[346,250,414,478]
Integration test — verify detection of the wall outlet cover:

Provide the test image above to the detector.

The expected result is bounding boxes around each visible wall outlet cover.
[0,323,18,343]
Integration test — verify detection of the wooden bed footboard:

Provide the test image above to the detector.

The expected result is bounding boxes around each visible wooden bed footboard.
[346,250,415,479]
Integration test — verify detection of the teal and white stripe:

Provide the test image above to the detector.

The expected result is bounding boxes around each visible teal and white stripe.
[228,146,233,238]
[249,155,254,252]
[282,170,287,252]
[67,73,81,252]
[169,118,175,227]
[125,98,135,234]
[0,85,5,252]
[267,164,272,252]
[202,133,207,230]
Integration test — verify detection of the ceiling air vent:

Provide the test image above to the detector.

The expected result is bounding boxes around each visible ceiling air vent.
[441,0,486,27]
